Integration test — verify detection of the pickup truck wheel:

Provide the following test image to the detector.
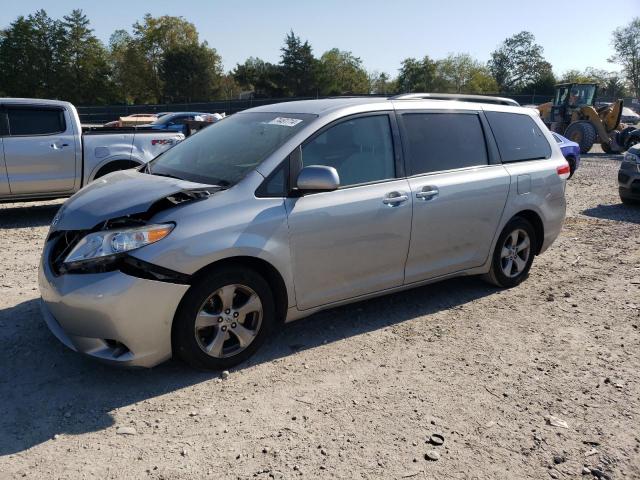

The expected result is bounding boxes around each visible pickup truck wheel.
[94,160,140,179]
[483,217,536,288]
[172,267,275,370]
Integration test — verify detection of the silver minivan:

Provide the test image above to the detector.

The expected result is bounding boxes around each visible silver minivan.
[39,95,568,369]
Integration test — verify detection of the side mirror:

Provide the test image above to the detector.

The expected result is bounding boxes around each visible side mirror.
[295,165,340,192]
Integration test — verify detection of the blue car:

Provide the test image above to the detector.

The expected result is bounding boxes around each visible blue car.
[147,112,214,136]
[552,133,580,179]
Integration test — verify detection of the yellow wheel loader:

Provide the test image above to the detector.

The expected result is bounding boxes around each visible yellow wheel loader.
[537,83,624,154]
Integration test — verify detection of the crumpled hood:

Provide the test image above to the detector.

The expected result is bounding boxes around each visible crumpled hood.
[53,169,215,231]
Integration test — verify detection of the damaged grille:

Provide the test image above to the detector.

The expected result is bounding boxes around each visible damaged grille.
[48,230,87,276]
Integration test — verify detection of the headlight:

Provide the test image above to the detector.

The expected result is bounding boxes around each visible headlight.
[64,223,174,266]
[625,151,640,164]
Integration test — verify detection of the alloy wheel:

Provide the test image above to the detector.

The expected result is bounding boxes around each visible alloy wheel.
[194,284,263,358]
[500,229,531,278]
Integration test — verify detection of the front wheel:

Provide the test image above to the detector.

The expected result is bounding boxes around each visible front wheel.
[172,267,275,370]
[564,121,597,154]
[483,217,536,288]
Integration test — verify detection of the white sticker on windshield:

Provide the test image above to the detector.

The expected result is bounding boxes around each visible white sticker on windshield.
[267,117,303,127]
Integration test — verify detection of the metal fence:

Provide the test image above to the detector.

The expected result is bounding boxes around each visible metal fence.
[76,94,639,124]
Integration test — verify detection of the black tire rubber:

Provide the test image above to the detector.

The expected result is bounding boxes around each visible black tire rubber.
[483,217,537,288]
[621,195,640,206]
[172,267,276,370]
[567,157,576,179]
[601,142,612,154]
[564,121,597,154]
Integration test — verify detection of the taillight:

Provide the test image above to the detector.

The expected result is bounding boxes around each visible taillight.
[556,162,570,180]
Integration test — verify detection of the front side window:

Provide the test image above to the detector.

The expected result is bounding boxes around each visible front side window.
[301,115,395,187]
[400,113,488,175]
[485,111,551,162]
[7,107,66,136]
[149,112,315,186]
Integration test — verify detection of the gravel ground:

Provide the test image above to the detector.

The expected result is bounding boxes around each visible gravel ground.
[1,153,639,480]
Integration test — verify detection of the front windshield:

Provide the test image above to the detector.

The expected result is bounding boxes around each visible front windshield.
[149,112,316,186]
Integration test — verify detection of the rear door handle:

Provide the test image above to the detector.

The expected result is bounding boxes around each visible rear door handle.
[50,142,69,150]
[382,191,409,206]
[416,186,439,200]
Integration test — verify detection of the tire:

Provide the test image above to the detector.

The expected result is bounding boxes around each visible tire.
[483,217,537,288]
[172,267,276,370]
[621,195,640,206]
[567,156,576,179]
[564,121,597,154]
[601,142,612,154]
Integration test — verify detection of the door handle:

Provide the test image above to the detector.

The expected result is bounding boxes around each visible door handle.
[382,191,409,206]
[50,142,69,150]
[416,186,439,200]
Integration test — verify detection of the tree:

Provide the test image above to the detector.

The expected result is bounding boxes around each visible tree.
[0,15,41,97]
[396,56,436,93]
[316,48,369,95]
[233,57,285,97]
[132,14,200,101]
[160,42,222,102]
[280,31,317,96]
[609,18,640,97]
[368,71,395,95]
[109,29,155,104]
[60,9,112,104]
[488,31,552,92]
[0,10,68,99]
[434,53,497,93]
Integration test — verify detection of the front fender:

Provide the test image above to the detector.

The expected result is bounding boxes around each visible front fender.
[128,172,296,308]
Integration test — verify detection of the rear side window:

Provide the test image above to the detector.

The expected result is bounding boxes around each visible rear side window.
[485,111,551,162]
[400,113,488,175]
[7,107,66,136]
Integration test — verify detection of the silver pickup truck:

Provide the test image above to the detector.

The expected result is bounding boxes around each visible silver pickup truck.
[0,98,184,202]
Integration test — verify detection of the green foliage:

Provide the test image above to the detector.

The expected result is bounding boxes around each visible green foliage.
[280,31,317,96]
[433,53,498,94]
[0,10,633,105]
[0,10,67,99]
[316,49,369,95]
[609,17,640,97]
[368,71,395,95]
[397,56,436,93]
[488,31,552,93]
[60,9,112,104]
[233,57,285,97]
[160,42,223,103]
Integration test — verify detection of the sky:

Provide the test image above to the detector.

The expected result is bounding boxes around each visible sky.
[1,0,637,76]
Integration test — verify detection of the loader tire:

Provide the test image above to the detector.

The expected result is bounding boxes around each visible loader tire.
[564,121,597,154]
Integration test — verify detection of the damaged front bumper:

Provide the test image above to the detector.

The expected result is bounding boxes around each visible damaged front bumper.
[39,240,190,368]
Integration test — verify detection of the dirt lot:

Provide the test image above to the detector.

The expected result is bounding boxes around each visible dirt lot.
[1,153,639,480]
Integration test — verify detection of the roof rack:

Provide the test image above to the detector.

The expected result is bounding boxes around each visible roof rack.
[389,93,520,107]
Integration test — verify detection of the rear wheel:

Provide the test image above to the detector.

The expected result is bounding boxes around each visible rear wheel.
[172,267,275,370]
[564,121,597,154]
[483,217,536,288]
